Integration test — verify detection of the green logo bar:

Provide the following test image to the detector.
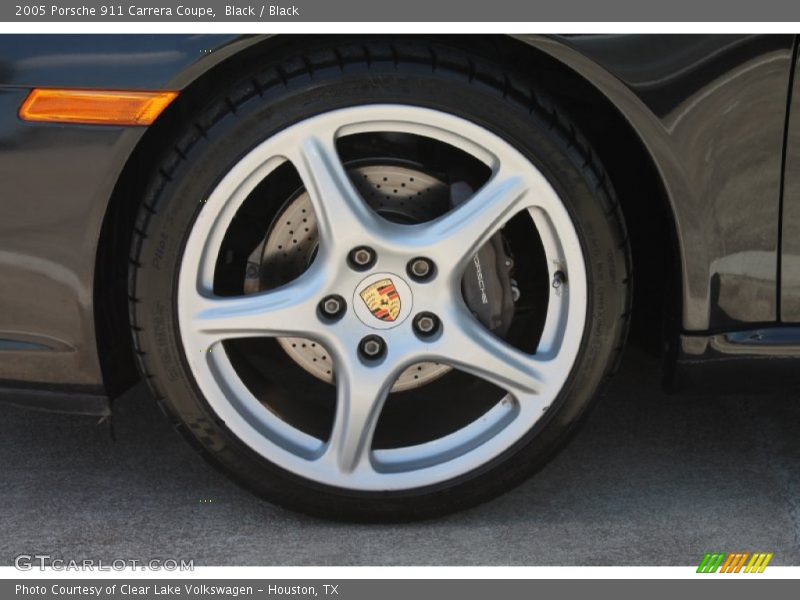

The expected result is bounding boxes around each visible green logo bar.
[697,553,726,573]
[697,553,712,573]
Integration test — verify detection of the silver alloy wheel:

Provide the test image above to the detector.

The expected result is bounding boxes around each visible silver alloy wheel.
[177,105,588,491]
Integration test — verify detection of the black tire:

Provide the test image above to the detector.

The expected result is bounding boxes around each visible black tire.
[128,39,631,521]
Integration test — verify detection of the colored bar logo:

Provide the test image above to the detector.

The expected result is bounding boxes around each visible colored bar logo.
[697,552,773,573]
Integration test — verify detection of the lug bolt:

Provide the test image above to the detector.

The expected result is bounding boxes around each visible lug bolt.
[359,335,386,360]
[245,263,260,278]
[348,246,376,270]
[319,295,346,319]
[407,257,435,281]
[413,312,440,337]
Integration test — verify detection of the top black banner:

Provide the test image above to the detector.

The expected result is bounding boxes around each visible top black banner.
[5,0,800,22]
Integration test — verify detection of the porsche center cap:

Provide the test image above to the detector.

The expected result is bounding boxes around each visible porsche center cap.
[353,273,414,330]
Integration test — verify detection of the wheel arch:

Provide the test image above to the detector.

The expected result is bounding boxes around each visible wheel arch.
[94,34,682,397]
[93,34,282,397]
[505,35,682,357]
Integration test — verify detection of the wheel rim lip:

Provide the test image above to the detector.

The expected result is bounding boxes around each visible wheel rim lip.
[176,104,588,491]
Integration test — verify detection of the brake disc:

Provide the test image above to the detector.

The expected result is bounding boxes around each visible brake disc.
[246,164,454,392]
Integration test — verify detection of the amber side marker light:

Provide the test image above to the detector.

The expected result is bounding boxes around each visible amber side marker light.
[19,89,178,126]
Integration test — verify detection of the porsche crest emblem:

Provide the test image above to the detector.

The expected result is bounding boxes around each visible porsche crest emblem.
[359,278,401,322]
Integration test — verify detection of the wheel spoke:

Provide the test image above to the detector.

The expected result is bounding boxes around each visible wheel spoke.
[290,134,380,251]
[322,359,395,474]
[187,272,325,349]
[416,172,529,271]
[440,306,549,399]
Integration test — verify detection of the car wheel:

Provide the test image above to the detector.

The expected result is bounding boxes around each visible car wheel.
[129,41,631,520]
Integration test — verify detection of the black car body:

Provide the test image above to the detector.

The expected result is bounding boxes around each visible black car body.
[3,34,798,412]
[1,34,799,517]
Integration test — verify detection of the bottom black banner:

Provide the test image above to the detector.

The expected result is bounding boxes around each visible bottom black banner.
[3,579,797,600]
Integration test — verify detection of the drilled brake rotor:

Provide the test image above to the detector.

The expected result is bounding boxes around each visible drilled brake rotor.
[246,164,454,392]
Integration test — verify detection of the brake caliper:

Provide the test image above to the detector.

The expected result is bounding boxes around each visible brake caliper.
[451,182,517,336]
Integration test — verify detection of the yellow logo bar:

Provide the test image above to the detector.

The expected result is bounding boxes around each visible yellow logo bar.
[744,553,773,573]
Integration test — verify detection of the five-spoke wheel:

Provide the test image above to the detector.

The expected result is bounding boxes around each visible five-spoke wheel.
[177,106,587,490]
[129,43,630,519]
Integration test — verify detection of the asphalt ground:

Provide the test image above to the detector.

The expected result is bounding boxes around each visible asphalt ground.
[2,349,799,566]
